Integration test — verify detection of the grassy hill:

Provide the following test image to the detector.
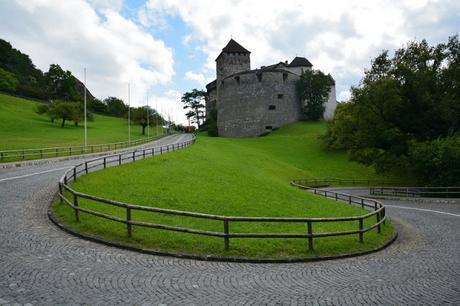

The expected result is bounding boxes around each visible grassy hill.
[0,93,163,150]
[55,122,395,259]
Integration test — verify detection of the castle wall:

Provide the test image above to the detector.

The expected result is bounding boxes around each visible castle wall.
[205,86,217,119]
[217,71,302,137]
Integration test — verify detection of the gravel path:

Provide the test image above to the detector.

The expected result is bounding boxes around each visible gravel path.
[0,136,459,305]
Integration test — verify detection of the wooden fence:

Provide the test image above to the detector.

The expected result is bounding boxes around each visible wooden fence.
[370,186,460,198]
[0,134,169,162]
[57,141,387,251]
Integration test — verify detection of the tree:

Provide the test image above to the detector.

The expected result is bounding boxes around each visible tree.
[181,89,206,128]
[104,97,128,117]
[0,67,19,92]
[45,64,79,101]
[321,35,460,185]
[35,100,92,128]
[296,69,333,120]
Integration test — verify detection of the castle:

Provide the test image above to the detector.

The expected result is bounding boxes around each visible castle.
[206,39,337,137]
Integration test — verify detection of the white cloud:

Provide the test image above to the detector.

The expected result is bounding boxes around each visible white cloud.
[150,90,189,125]
[184,71,206,85]
[0,0,174,107]
[141,0,459,98]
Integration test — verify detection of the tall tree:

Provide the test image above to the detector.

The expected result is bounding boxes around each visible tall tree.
[104,97,128,117]
[181,89,206,128]
[131,106,161,135]
[321,35,460,185]
[45,64,79,101]
[296,69,333,120]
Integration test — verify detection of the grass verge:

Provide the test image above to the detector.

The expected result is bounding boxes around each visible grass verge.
[53,122,396,259]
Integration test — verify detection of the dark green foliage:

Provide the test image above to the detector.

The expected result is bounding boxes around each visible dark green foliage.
[0,39,47,99]
[181,89,206,128]
[201,108,218,136]
[322,36,460,185]
[104,97,128,117]
[408,135,460,186]
[0,67,19,92]
[297,69,333,120]
[45,64,80,101]
[35,100,93,128]
[88,98,107,114]
[131,106,163,135]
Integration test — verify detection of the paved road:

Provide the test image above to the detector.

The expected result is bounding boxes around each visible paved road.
[0,136,459,305]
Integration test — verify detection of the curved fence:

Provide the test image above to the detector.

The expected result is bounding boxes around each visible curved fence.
[370,186,460,198]
[57,143,388,252]
[0,134,168,162]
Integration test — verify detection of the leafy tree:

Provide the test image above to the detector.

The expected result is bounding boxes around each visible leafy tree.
[45,64,79,101]
[181,89,206,128]
[104,97,128,117]
[0,67,19,92]
[35,100,92,128]
[321,35,460,185]
[131,106,153,135]
[296,69,333,120]
[88,98,107,114]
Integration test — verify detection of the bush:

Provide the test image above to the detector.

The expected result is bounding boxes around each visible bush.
[0,68,19,92]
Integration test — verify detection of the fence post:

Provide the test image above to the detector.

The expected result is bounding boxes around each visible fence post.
[307,221,313,251]
[85,162,88,174]
[359,218,363,242]
[73,167,77,181]
[382,207,386,225]
[127,207,132,237]
[119,154,122,165]
[1,152,3,161]
[103,157,106,168]
[160,146,163,154]
[69,147,72,156]
[361,198,364,208]
[152,148,155,156]
[377,212,381,233]
[40,149,43,159]
[143,149,146,159]
[133,151,136,161]
[335,193,338,201]
[22,150,25,160]
[58,183,63,204]
[73,193,79,222]
[224,219,229,251]
[348,195,351,204]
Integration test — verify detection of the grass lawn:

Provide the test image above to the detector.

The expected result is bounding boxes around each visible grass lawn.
[54,122,396,259]
[0,93,164,151]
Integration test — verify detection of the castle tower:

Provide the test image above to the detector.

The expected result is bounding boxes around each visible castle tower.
[215,39,251,81]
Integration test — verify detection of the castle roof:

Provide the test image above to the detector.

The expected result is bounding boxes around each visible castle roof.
[222,39,250,53]
[288,57,313,67]
[216,39,250,61]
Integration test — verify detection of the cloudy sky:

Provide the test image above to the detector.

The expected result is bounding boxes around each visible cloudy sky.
[0,0,459,124]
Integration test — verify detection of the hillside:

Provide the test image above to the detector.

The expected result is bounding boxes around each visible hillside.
[55,122,394,258]
[0,93,161,150]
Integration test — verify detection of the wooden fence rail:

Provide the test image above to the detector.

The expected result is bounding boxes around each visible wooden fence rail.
[57,138,388,252]
[370,186,460,198]
[0,133,170,162]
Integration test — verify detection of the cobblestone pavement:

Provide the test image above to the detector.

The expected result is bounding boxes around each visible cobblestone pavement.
[1,138,459,305]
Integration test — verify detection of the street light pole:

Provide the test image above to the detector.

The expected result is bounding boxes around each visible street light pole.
[84,68,87,147]
[128,83,131,144]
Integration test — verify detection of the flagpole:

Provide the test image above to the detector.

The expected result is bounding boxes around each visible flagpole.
[84,68,87,147]
[128,83,131,144]
[147,93,150,138]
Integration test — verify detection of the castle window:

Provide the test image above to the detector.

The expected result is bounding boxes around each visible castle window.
[257,73,262,82]
[278,94,284,99]
[265,126,273,130]
[268,105,276,110]
[283,73,288,83]
[235,76,240,85]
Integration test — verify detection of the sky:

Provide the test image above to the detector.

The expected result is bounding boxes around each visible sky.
[0,0,459,124]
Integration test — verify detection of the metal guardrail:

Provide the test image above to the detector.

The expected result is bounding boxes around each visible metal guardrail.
[57,146,387,252]
[370,186,460,198]
[0,134,169,162]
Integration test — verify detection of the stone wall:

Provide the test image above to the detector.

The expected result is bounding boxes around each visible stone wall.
[216,53,251,81]
[217,70,302,137]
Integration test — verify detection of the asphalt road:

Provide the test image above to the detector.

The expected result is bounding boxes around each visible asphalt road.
[0,134,459,305]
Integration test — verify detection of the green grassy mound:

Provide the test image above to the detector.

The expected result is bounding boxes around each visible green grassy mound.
[0,93,163,150]
[53,122,395,259]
